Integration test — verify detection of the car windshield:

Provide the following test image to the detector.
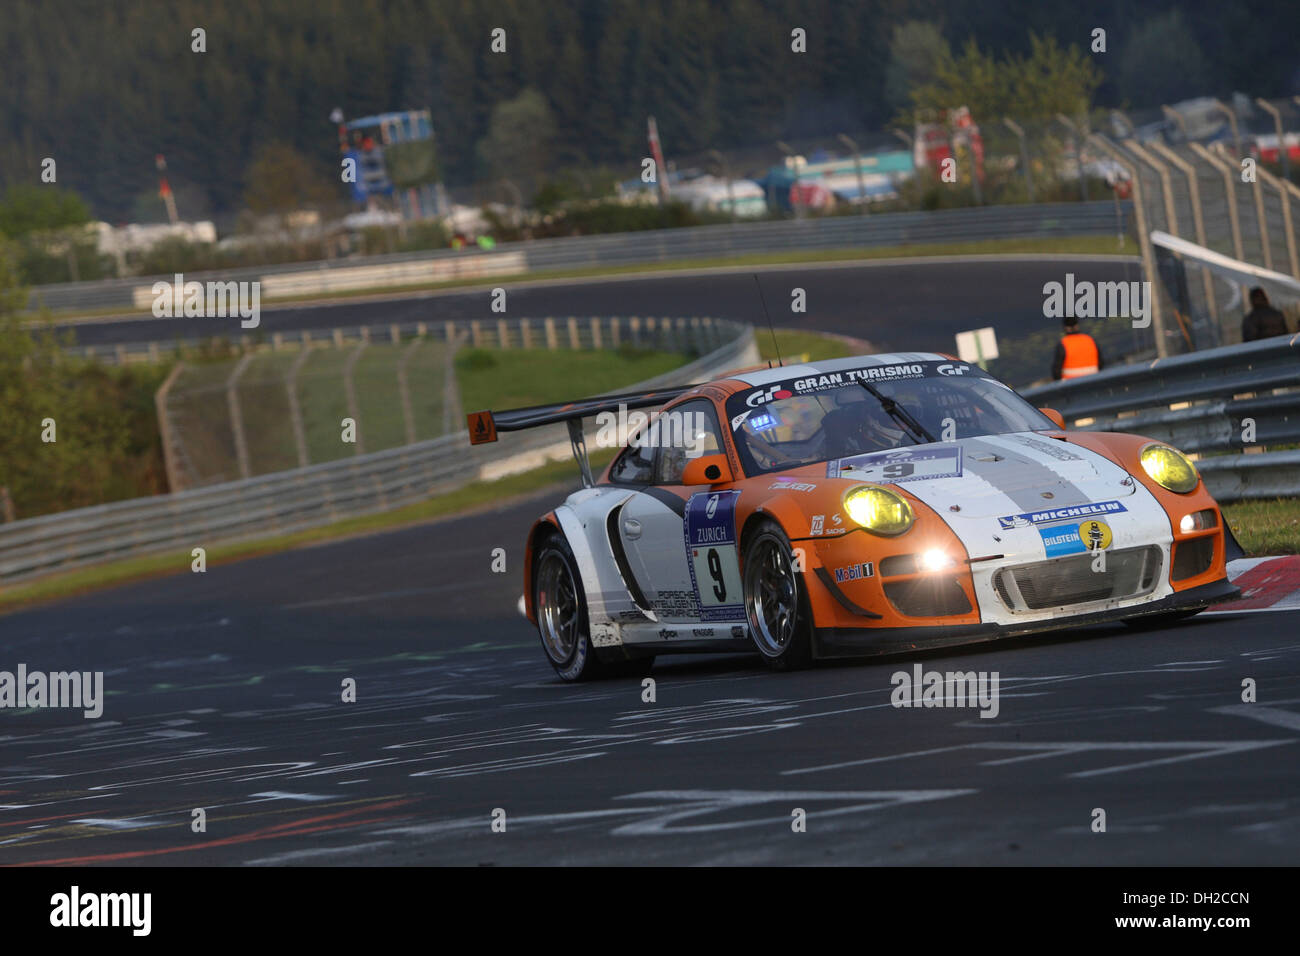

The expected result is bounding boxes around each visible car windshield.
[726,360,1058,476]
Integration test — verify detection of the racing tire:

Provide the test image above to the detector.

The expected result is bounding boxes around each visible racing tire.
[742,520,814,671]
[533,532,653,681]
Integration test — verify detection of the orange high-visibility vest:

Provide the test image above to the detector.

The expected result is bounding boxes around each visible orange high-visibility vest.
[1061,332,1100,378]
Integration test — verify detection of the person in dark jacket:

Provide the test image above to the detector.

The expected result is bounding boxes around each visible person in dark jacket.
[1242,287,1289,341]
[1052,317,1105,381]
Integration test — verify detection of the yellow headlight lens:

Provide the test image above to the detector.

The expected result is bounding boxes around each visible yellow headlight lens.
[1140,444,1199,494]
[843,485,914,536]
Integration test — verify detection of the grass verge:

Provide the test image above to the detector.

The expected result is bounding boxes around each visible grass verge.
[758,328,866,363]
[456,345,691,412]
[1221,498,1300,557]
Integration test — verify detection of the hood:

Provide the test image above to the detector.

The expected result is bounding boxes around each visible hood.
[827,432,1137,520]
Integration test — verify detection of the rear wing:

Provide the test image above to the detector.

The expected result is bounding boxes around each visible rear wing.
[466,384,696,486]
[466,385,695,444]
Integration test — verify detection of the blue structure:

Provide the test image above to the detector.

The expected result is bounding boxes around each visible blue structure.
[341,109,443,220]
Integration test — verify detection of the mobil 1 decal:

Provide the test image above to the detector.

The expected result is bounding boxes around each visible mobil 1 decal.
[683,490,745,623]
[827,444,963,482]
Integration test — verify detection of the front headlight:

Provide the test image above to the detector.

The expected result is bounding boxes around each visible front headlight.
[1140,443,1199,494]
[843,485,914,536]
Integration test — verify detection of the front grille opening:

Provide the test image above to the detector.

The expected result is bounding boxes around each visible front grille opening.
[880,554,917,576]
[1172,536,1215,581]
[994,545,1162,612]
[884,575,972,617]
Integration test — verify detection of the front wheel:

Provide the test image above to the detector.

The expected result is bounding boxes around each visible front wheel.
[742,521,814,670]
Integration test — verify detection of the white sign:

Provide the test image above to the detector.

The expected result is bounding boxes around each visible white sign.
[955,327,998,363]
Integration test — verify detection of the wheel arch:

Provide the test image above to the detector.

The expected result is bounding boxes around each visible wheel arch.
[523,513,563,625]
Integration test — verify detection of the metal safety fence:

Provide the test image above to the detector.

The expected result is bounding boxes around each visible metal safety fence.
[1024,334,1300,500]
[1095,127,1300,356]
[0,322,758,584]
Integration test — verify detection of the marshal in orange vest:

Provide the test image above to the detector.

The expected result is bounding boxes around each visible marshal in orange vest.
[1060,332,1100,378]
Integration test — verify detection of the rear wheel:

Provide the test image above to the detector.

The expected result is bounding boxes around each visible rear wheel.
[533,532,653,681]
[742,521,814,670]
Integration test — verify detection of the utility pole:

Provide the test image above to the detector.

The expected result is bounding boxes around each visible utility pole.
[647,116,670,205]
[1003,117,1034,200]
[1255,97,1290,182]
[836,133,866,214]
[706,149,735,222]
[1210,99,1242,160]
[776,141,798,218]
[1057,115,1088,202]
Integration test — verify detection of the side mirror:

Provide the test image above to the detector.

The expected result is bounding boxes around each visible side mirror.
[1038,407,1066,429]
[682,453,734,486]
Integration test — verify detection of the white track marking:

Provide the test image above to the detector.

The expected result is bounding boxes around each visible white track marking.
[1210,704,1300,732]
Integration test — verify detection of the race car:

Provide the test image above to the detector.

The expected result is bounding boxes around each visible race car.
[468,353,1240,680]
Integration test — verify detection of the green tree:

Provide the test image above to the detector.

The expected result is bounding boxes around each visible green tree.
[885,21,951,114]
[0,240,142,518]
[242,142,336,223]
[0,185,90,238]
[910,32,1100,123]
[475,88,559,197]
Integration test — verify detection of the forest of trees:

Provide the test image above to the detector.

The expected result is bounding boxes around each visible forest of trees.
[1,0,1295,225]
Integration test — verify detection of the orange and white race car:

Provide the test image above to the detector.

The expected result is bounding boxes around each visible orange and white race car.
[469,353,1240,680]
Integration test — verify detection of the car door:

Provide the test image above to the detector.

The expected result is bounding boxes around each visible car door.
[615,399,744,626]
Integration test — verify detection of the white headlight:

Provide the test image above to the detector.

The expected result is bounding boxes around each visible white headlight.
[920,549,954,572]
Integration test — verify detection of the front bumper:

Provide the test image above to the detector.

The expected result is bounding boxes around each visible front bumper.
[813,575,1240,659]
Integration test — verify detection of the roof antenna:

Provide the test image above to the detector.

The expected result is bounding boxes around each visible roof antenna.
[752,273,783,367]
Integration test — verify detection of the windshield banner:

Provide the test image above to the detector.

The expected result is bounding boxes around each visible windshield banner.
[826,445,964,482]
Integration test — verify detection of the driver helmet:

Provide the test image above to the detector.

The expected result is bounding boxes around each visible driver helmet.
[834,393,906,450]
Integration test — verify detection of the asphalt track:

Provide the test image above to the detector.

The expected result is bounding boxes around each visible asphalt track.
[60,256,1143,355]
[6,255,1297,866]
[1,488,1297,866]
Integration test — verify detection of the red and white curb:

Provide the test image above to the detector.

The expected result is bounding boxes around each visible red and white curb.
[1212,556,1300,613]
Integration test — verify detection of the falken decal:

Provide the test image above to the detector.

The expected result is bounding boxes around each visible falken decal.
[683,490,745,623]
[998,500,1127,530]
[769,478,817,492]
[827,445,963,483]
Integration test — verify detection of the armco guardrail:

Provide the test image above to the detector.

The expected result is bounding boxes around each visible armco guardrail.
[0,323,758,584]
[73,313,734,365]
[28,201,1130,315]
[1023,334,1300,500]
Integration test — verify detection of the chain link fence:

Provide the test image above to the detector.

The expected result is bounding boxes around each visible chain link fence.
[156,315,727,491]
[1098,111,1300,353]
